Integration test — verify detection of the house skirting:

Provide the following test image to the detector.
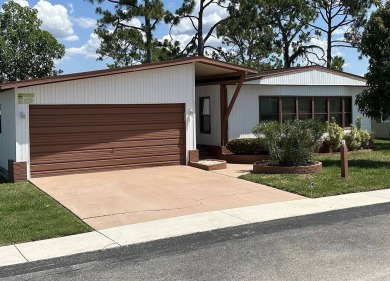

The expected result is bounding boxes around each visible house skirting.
[8,160,27,183]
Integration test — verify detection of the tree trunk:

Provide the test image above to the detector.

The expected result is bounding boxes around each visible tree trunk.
[145,0,152,63]
[197,0,204,56]
[326,8,332,68]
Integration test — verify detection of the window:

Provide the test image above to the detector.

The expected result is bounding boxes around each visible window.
[330,97,342,125]
[344,97,352,127]
[259,97,279,121]
[199,97,211,134]
[259,96,352,127]
[298,97,312,120]
[314,97,328,123]
[282,97,296,122]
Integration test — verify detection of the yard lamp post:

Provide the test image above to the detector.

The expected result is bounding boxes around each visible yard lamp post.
[340,140,349,178]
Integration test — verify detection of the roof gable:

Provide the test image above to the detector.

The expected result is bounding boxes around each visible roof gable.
[246,66,367,86]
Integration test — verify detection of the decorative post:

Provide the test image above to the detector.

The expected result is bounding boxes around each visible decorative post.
[340,140,349,178]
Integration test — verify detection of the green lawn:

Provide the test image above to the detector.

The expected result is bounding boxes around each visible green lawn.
[0,178,92,246]
[240,139,390,198]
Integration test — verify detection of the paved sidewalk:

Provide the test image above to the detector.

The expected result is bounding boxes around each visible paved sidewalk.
[1,189,390,267]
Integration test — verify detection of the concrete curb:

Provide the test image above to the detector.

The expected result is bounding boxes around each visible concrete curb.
[1,189,390,267]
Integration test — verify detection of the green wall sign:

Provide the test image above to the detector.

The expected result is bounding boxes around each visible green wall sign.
[18,93,35,104]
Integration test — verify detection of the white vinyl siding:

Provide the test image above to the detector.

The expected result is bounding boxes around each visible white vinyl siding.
[0,89,16,170]
[227,84,370,141]
[195,85,221,146]
[246,69,367,86]
[14,64,196,179]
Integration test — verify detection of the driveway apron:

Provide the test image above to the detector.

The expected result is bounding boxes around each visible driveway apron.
[30,165,303,230]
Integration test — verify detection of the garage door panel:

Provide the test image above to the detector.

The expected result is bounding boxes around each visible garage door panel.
[31,138,185,154]
[30,154,185,172]
[29,129,184,146]
[29,113,184,128]
[29,104,186,178]
[30,122,185,135]
[29,104,184,116]
[31,145,183,164]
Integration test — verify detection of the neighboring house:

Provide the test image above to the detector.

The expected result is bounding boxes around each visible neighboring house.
[196,66,370,148]
[0,57,257,181]
[372,119,390,139]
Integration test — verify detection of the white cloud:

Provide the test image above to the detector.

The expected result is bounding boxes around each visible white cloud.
[74,17,96,29]
[33,0,78,42]
[66,33,101,59]
[12,0,30,7]
[68,2,74,14]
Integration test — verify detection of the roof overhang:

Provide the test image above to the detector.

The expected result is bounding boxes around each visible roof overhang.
[0,57,258,91]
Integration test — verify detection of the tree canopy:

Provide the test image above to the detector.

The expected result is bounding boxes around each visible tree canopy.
[0,1,65,83]
[309,0,380,68]
[356,1,390,119]
[89,0,177,64]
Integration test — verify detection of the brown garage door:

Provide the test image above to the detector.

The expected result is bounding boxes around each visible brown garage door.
[29,104,186,178]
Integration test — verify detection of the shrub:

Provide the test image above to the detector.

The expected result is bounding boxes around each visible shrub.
[226,138,268,155]
[324,118,343,152]
[360,130,371,148]
[252,119,320,166]
[343,124,361,151]
[343,117,371,150]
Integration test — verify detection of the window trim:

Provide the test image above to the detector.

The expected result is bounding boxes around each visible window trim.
[259,96,352,128]
[0,104,2,134]
[199,97,211,134]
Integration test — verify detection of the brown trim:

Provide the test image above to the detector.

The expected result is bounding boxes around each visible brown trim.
[295,97,299,119]
[327,97,330,123]
[0,57,258,91]
[245,65,367,83]
[223,72,246,124]
[278,97,282,123]
[311,97,315,119]
[220,85,228,146]
[342,97,346,128]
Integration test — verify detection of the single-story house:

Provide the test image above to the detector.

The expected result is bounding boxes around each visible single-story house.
[196,66,370,149]
[372,119,390,139]
[0,58,370,181]
[0,57,257,181]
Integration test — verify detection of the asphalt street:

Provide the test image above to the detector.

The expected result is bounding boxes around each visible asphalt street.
[2,202,390,281]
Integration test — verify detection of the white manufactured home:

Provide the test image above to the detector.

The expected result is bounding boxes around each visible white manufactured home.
[0,58,370,182]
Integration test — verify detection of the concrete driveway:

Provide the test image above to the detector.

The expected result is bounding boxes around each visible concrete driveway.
[30,165,303,230]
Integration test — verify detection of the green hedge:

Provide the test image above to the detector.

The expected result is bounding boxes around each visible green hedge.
[226,138,268,155]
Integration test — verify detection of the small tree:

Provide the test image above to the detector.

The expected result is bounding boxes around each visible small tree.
[0,2,65,82]
[356,1,390,119]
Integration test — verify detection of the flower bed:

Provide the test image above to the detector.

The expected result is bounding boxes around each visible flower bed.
[252,161,322,174]
[220,153,269,164]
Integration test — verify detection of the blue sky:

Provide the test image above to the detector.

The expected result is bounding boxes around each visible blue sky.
[1,0,371,76]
